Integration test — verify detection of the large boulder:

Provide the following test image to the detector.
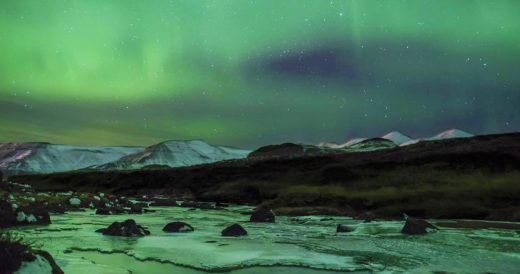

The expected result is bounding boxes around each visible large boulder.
[250,208,275,223]
[221,224,247,237]
[336,224,354,233]
[0,200,17,228]
[401,217,438,235]
[163,222,194,232]
[95,208,110,215]
[150,199,178,207]
[110,207,126,215]
[130,205,143,214]
[180,201,199,208]
[96,219,150,237]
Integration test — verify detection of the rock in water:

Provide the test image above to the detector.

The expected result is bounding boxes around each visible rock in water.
[130,205,143,214]
[221,224,247,237]
[150,199,178,207]
[163,221,194,232]
[250,208,275,223]
[401,217,438,235]
[336,224,354,233]
[95,208,110,215]
[96,219,150,237]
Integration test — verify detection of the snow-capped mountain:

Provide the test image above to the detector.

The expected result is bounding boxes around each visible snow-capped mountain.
[0,143,143,174]
[429,129,474,140]
[381,131,412,145]
[92,140,251,170]
[400,129,474,146]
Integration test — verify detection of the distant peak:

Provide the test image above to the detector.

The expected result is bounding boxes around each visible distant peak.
[381,131,412,145]
[431,128,473,140]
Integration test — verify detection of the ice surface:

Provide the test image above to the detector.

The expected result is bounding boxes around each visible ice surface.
[13,206,520,274]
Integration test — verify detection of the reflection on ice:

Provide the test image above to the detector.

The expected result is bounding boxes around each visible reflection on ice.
[14,205,520,273]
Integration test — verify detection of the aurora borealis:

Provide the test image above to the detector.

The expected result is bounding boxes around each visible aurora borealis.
[0,0,519,148]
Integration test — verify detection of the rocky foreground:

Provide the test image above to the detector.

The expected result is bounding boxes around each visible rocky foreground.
[0,178,455,273]
[3,197,520,273]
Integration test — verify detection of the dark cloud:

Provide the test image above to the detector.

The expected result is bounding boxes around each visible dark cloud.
[264,47,356,79]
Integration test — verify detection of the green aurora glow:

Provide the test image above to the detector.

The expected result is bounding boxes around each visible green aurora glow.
[0,0,519,147]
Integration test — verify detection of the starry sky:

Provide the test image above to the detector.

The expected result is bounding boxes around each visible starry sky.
[0,0,519,149]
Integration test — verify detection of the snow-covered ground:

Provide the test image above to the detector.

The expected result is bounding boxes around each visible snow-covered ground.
[12,206,520,274]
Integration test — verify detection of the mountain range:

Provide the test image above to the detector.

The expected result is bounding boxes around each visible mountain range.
[0,128,474,174]
[0,140,250,175]
[318,128,474,149]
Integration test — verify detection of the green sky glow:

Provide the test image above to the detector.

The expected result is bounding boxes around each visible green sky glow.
[1,0,519,148]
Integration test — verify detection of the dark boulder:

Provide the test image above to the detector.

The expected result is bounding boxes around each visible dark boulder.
[0,200,17,228]
[401,217,438,235]
[130,205,143,214]
[96,219,150,237]
[250,208,275,223]
[150,199,178,207]
[111,207,126,215]
[216,202,229,208]
[163,221,194,232]
[221,224,247,237]
[95,208,111,215]
[198,202,215,210]
[29,208,51,225]
[180,201,199,208]
[336,224,354,233]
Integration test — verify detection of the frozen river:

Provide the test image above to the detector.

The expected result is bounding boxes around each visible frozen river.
[13,205,520,273]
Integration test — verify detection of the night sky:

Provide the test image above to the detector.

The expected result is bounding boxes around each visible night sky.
[0,0,519,149]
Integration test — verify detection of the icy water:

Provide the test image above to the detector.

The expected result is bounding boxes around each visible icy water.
[12,205,520,274]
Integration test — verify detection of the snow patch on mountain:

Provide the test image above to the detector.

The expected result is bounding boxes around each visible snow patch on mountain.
[429,129,474,140]
[317,142,341,149]
[340,138,367,148]
[0,143,143,174]
[93,140,250,170]
[381,131,412,145]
